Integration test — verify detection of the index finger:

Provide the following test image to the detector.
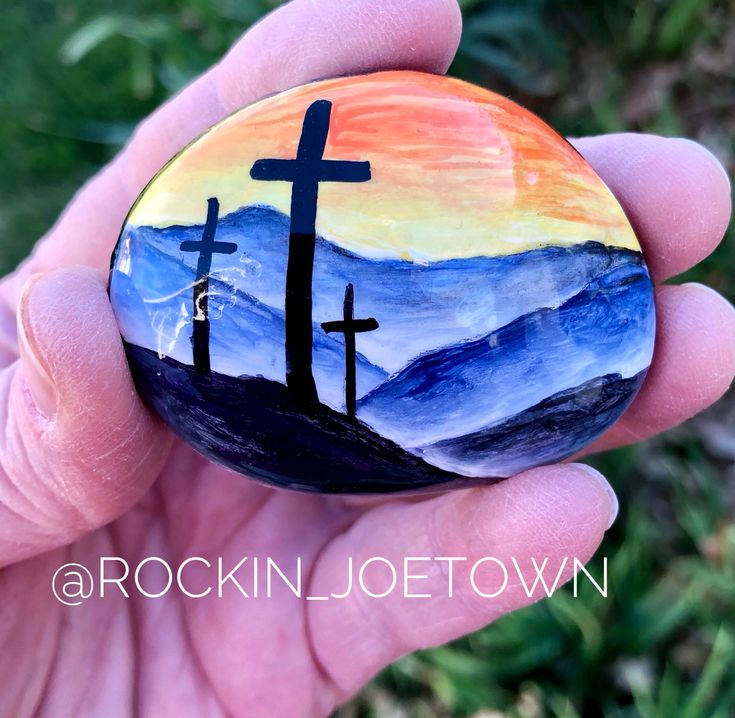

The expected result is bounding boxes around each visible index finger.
[572,133,731,283]
[2,0,462,303]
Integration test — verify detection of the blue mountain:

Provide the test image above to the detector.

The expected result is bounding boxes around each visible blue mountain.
[110,241,387,410]
[356,260,655,453]
[121,205,649,375]
[418,371,647,477]
[112,204,654,446]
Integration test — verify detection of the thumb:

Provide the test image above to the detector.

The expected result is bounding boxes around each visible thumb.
[0,267,172,567]
[307,463,617,702]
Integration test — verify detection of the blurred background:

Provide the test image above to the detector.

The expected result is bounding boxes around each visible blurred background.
[1,0,733,716]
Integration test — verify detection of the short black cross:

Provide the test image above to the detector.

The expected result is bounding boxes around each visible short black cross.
[321,283,379,419]
[179,197,237,374]
[250,99,372,409]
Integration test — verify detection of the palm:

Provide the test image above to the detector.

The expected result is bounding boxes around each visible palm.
[138,448,351,714]
[1,1,733,717]
[9,445,358,715]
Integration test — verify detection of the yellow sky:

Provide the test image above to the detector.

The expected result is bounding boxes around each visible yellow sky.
[126,71,640,260]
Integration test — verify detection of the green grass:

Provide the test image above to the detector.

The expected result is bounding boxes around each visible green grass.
[2,1,733,716]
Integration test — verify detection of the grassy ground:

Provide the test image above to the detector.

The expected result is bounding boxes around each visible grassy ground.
[1,1,733,716]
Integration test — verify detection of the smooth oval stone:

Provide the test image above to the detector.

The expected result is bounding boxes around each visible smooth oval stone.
[109,70,655,493]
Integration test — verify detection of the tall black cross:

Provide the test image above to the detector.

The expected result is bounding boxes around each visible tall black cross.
[180,197,237,374]
[250,100,372,409]
[322,283,379,419]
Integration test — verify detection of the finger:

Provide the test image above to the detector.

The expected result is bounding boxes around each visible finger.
[307,463,616,700]
[572,134,731,283]
[0,267,171,567]
[3,0,462,301]
[581,282,735,453]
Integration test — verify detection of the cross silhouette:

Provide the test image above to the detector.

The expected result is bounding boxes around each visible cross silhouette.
[250,99,372,409]
[180,197,237,374]
[322,283,379,419]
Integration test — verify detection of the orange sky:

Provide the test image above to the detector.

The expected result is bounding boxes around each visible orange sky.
[127,71,640,259]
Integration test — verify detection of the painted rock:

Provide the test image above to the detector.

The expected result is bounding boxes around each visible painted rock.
[109,70,655,493]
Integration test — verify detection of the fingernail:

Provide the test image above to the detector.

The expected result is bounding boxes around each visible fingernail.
[575,463,619,529]
[17,274,59,420]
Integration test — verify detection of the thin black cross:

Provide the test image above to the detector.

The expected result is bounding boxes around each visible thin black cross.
[322,283,379,419]
[179,197,237,374]
[250,99,372,409]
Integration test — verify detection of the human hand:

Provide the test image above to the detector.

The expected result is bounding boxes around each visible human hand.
[1,0,733,716]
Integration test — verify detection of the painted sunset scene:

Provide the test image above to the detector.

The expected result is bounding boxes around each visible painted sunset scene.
[109,71,656,493]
